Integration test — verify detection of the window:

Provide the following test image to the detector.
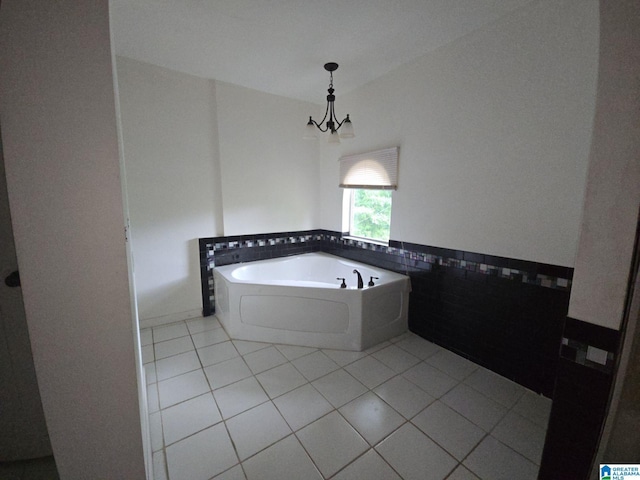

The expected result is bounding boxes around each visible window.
[339,147,398,244]
[345,188,392,243]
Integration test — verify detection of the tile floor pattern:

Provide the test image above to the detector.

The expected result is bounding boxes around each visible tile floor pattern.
[143,317,551,480]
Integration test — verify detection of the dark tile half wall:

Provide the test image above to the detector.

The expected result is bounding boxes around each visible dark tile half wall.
[199,229,573,396]
[539,317,621,480]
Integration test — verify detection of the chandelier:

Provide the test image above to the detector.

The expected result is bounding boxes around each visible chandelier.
[304,62,354,143]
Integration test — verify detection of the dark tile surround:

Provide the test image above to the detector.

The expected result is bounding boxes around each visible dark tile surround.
[199,229,573,398]
[538,317,621,480]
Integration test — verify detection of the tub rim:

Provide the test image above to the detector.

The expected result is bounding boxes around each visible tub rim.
[213,251,410,290]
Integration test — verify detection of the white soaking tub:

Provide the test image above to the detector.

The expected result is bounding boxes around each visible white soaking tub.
[213,252,411,351]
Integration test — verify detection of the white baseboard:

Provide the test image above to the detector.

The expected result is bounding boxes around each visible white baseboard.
[139,308,203,329]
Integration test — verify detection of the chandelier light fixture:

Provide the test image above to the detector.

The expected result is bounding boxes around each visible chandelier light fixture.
[304,62,354,144]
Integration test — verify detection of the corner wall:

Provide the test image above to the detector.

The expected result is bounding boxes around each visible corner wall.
[318,0,599,267]
[0,1,146,477]
[116,57,224,324]
[215,81,320,236]
[567,1,640,331]
[115,66,320,323]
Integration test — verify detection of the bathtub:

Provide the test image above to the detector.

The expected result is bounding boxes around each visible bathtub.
[213,252,411,351]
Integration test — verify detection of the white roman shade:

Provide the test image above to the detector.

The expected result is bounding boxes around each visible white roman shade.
[339,147,399,190]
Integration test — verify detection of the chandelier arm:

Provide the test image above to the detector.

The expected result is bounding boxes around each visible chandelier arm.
[318,100,330,127]
[309,118,330,132]
[328,100,338,132]
[309,100,331,132]
[335,115,349,130]
[330,98,351,131]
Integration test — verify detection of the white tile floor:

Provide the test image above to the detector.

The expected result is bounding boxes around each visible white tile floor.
[143,317,551,480]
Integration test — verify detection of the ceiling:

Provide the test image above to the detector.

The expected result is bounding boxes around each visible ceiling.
[110,0,535,104]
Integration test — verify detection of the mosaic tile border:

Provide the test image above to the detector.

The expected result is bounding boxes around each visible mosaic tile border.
[560,338,616,373]
[391,249,570,290]
[559,316,620,374]
[199,229,573,316]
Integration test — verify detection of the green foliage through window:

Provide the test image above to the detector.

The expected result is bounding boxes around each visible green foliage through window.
[350,189,392,242]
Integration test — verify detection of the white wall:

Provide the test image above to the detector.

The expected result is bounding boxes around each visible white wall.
[116,57,224,323]
[216,81,319,236]
[116,62,319,321]
[115,0,601,324]
[319,0,599,267]
[568,0,640,331]
[0,1,146,478]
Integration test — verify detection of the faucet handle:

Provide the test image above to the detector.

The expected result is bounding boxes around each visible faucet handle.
[368,276,379,287]
[336,277,347,288]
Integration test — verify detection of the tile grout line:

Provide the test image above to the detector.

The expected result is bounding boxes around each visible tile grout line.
[487,387,546,467]
[147,320,548,480]
[155,324,453,478]
[330,407,408,480]
[191,327,246,478]
[446,385,543,478]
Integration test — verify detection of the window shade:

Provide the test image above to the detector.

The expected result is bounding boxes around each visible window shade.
[339,147,399,190]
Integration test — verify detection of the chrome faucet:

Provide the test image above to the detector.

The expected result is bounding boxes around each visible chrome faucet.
[353,269,363,289]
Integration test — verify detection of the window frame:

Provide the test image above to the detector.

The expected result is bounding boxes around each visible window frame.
[339,146,398,245]
[342,187,393,245]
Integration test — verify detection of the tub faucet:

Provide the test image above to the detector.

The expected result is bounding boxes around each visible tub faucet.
[352,269,364,289]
